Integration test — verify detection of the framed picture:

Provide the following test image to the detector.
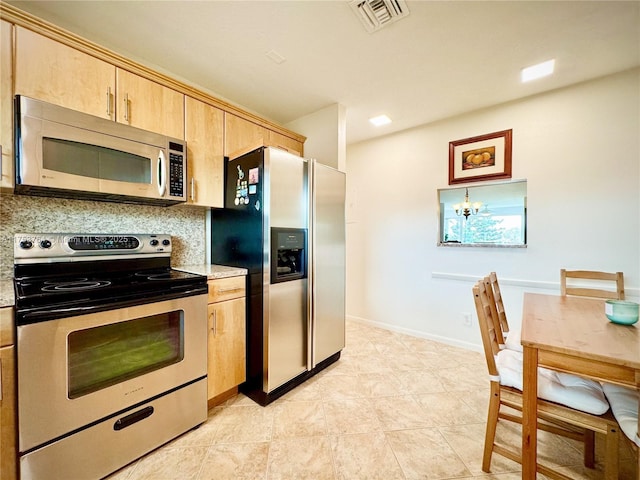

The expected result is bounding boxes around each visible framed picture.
[448,129,512,185]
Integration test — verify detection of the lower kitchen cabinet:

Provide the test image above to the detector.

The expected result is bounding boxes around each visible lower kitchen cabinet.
[0,307,16,480]
[207,277,246,405]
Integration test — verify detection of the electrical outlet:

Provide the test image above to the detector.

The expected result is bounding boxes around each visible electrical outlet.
[462,313,472,327]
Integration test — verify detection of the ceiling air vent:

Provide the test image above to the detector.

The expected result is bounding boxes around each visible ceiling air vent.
[350,0,410,33]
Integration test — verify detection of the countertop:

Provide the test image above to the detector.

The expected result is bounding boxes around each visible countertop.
[173,264,248,280]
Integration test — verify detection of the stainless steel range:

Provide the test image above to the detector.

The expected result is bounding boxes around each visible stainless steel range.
[13,233,208,480]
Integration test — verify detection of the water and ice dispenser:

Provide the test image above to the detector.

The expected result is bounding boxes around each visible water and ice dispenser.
[271,228,306,284]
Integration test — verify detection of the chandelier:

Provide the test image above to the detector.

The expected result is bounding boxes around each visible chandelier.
[453,188,482,219]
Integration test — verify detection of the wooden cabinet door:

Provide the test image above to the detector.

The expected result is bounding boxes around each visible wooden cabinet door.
[184,97,224,208]
[224,113,268,159]
[207,297,246,399]
[268,130,304,156]
[225,113,303,158]
[116,69,184,139]
[0,307,16,480]
[1,21,13,191]
[14,27,116,119]
[0,345,16,480]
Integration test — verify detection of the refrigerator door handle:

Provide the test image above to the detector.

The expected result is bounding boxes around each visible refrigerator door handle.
[307,159,315,370]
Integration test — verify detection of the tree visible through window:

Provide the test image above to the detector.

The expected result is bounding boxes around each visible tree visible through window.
[444,207,524,244]
[439,181,527,246]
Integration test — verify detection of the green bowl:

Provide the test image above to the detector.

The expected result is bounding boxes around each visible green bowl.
[605,300,639,325]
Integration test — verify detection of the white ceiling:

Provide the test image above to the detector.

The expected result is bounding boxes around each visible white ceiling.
[7,0,640,145]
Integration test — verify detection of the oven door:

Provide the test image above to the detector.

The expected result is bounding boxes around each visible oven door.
[17,293,207,453]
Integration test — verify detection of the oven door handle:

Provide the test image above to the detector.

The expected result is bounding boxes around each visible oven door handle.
[113,406,154,431]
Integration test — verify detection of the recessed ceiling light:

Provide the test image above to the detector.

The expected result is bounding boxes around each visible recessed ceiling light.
[369,114,391,126]
[521,59,555,82]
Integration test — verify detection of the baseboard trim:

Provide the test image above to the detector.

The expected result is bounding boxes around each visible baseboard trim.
[346,315,482,353]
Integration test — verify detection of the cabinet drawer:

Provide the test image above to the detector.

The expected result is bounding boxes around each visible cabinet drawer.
[208,276,245,303]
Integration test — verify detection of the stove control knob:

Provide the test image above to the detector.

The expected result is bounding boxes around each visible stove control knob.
[39,239,52,249]
[149,239,159,247]
[19,240,33,249]
[162,239,170,246]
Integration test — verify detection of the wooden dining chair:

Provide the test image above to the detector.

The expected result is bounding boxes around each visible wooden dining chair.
[473,279,621,479]
[484,272,522,352]
[602,383,639,472]
[485,272,509,340]
[560,269,625,300]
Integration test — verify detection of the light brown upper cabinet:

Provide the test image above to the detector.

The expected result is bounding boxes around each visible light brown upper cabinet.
[8,12,304,203]
[224,113,269,159]
[14,27,116,120]
[0,20,13,191]
[116,69,184,139]
[224,112,304,159]
[268,130,303,156]
[14,27,184,140]
[184,97,224,208]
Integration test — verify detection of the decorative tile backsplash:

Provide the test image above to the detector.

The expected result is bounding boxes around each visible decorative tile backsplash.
[0,193,207,279]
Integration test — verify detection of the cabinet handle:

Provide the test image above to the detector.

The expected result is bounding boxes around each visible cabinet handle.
[190,177,195,202]
[217,287,242,294]
[106,87,112,118]
[213,310,217,336]
[0,358,3,401]
[124,93,130,122]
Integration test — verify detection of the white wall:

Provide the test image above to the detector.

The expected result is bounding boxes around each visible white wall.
[286,103,347,171]
[345,69,640,350]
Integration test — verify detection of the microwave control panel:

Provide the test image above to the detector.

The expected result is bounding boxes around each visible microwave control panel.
[168,142,185,198]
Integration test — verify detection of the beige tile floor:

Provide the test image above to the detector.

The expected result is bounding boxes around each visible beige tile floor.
[107,320,637,480]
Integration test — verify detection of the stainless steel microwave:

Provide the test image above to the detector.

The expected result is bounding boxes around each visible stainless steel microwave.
[14,95,187,206]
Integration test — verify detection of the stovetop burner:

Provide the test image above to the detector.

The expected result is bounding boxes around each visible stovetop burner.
[41,280,112,292]
[135,271,174,280]
[13,233,208,325]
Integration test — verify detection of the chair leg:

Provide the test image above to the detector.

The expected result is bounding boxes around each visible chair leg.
[602,425,620,480]
[584,429,595,468]
[483,383,501,472]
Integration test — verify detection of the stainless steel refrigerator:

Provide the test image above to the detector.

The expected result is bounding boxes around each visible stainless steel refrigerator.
[210,146,345,405]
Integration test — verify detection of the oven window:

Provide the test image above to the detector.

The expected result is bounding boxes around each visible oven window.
[43,137,151,183]
[67,311,183,398]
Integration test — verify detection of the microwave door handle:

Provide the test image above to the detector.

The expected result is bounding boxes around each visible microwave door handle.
[157,150,167,197]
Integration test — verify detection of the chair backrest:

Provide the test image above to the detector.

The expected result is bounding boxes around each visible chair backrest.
[560,269,625,300]
[473,279,500,378]
[485,272,509,339]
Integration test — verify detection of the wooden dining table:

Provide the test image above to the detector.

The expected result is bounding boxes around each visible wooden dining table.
[521,292,640,479]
